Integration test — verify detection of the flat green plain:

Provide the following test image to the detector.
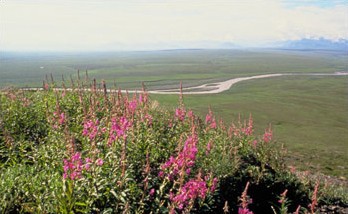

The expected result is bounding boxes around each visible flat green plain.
[1,49,347,177]
[1,49,347,89]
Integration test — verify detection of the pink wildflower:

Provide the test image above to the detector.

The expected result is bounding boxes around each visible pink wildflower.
[84,158,92,170]
[309,181,319,213]
[278,189,288,204]
[96,158,104,166]
[210,120,217,129]
[59,113,65,125]
[263,125,273,143]
[138,92,148,105]
[242,115,253,136]
[63,152,84,180]
[138,94,143,104]
[186,168,191,175]
[187,110,194,119]
[108,116,132,145]
[252,140,258,148]
[239,182,254,214]
[128,100,137,113]
[44,83,49,90]
[160,134,198,178]
[210,177,218,192]
[83,119,100,140]
[238,208,253,214]
[294,205,301,214]
[149,188,155,197]
[175,107,186,121]
[171,178,208,210]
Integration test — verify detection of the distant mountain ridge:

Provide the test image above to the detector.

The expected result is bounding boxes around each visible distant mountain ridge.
[280,38,348,51]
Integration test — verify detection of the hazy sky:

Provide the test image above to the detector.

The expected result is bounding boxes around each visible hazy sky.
[1,0,347,51]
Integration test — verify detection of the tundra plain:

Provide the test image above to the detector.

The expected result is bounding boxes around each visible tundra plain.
[1,49,347,177]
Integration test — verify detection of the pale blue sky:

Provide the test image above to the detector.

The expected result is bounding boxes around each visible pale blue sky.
[282,0,347,8]
[1,0,347,51]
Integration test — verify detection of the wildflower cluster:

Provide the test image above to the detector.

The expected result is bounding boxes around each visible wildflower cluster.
[63,152,85,180]
[170,176,208,210]
[238,182,254,214]
[1,78,337,214]
[242,114,253,136]
[227,115,254,138]
[160,134,198,179]
[175,107,186,121]
[263,125,273,143]
[108,116,132,145]
[51,110,66,129]
[83,119,100,141]
[128,100,137,114]
[63,152,104,181]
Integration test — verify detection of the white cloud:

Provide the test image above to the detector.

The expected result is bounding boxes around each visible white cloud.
[1,0,347,50]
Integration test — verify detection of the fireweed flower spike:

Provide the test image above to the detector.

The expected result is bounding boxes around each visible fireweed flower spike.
[242,114,253,136]
[83,119,100,141]
[210,177,218,192]
[84,158,92,170]
[108,116,132,146]
[170,177,208,210]
[175,107,186,121]
[238,182,254,214]
[278,189,288,204]
[59,112,65,125]
[294,205,301,214]
[276,189,289,214]
[263,124,273,143]
[128,100,137,114]
[309,181,319,214]
[160,134,198,179]
[63,152,84,180]
[138,94,143,104]
[149,188,155,197]
[96,158,104,166]
[205,108,216,129]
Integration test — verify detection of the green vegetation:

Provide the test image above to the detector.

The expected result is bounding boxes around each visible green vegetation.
[1,49,347,179]
[153,75,348,178]
[1,84,346,213]
[1,50,347,88]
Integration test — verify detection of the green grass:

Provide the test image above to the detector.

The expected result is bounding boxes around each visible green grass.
[151,75,348,178]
